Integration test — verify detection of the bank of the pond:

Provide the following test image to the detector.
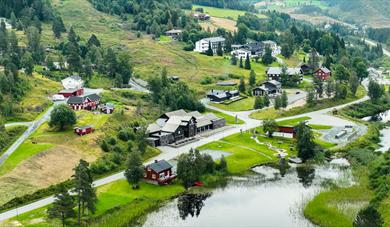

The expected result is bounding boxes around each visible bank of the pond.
[303,120,387,226]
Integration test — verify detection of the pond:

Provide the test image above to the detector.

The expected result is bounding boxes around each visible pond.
[143,161,353,227]
[362,109,390,152]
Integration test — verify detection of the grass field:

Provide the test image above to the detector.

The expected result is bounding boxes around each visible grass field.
[0,111,110,205]
[5,74,62,123]
[206,108,244,125]
[250,86,366,120]
[198,132,296,174]
[256,0,329,10]
[210,96,255,111]
[7,181,184,226]
[277,50,307,67]
[192,5,266,20]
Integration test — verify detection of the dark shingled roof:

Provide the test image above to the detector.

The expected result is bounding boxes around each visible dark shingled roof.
[67,96,84,104]
[147,160,172,173]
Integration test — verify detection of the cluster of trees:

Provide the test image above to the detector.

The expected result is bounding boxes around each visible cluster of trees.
[48,160,97,226]
[47,28,132,87]
[148,68,205,112]
[0,0,54,31]
[49,104,77,131]
[367,27,390,46]
[230,53,251,70]
[177,149,227,189]
[192,0,255,11]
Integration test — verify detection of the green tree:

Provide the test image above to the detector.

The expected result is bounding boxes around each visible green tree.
[263,93,270,107]
[313,76,324,98]
[26,26,44,63]
[281,91,288,108]
[249,70,256,87]
[262,46,274,65]
[230,54,237,65]
[10,12,17,29]
[353,205,384,227]
[216,155,227,172]
[308,49,319,69]
[47,186,75,227]
[274,96,282,110]
[281,44,292,58]
[333,64,350,82]
[49,104,76,131]
[254,96,264,109]
[216,42,223,56]
[349,74,359,96]
[355,61,369,82]
[21,52,34,75]
[124,151,144,189]
[177,149,200,189]
[239,56,243,68]
[244,54,251,70]
[263,119,278,138]
[205,41,213,56]
[73,160,97,225]
[67,43,82,72]
[238,77,246,93]
[296,122,316,161]
[87,34,101,47]
[306,89,316,107]
[326,79,335,98]
[368,80,384,102]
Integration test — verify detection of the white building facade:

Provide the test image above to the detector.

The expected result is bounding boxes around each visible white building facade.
[194,37,226,53]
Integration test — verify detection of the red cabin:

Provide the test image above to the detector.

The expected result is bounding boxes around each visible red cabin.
[67,94,100,111]
[278,126,298,138]
[144,160,176,185]
[314,67,331,81]
[74,126,94,136]
[58,88,84,98]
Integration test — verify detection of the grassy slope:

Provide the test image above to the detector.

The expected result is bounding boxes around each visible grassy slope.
[7,181,184,226]
[0,126,28,156]
[197,132,296,174]
[210,96,256,111]
[192,4,267,20]
[5,74,62,122]
[50,0,274,94]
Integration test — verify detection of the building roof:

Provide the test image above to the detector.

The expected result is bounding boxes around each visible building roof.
[75,126,92,130]
[317,67,331,74]
[165,29,182,34]
[203,37,225,43]
[196,113,219,128]
[101,103,115,109]
[147,160,172,173]
[264,80,281,87]
[67,93,100,104]
[147,123,162,134]
[267,67,301,75]
[163,109,187,118]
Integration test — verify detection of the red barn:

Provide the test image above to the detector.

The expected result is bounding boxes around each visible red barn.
[67,94,100,111]
[74,126,94,136]
[314,67,331,81]
[278,126,298,138]
[58,88,84,98]
[144,160,176,185]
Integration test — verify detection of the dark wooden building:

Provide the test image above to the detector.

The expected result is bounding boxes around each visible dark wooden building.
[314,67,331,81]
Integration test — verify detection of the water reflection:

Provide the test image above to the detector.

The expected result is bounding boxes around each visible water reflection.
[143,164,353,227]
[296,166,315,188]
[177,193,211,220]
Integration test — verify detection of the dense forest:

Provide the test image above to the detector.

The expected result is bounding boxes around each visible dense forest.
[367,28,390,46]
[192,0,255,11]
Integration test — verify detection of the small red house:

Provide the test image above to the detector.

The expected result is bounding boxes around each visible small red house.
[74,126,94,136]
[67,94,100,111]
[278,126,298,138]
[58,88,84,98]
[314,67,331,81]
[144,160,176,185]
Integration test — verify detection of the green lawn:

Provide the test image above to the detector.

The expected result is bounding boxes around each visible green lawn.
[258,0,329,10]
[192,5,267,20]
[276,116,311,126]
[277,50,307,67]
[198,132,296,174]
[206,108,244,125]
[250,86,366,120]
[8,181,184,226]
[210,96,255,111]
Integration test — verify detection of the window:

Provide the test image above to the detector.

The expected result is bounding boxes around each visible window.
[152,174,156,179]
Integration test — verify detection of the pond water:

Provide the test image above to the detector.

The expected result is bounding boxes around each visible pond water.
[143,161,353,227]
[362,109,390,152]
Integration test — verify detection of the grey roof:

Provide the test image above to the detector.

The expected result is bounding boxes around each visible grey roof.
[67,96,84,104]
[163,109,187,118]
[203,37,225,43]
[147,160,172,173]
[101,103,115,109]
[196,113,219,128]
[265,80,281,87]
[67,93,100,104]
[166,29,182,34]
[147,123,161,134]
[75,126,92,130]
[69,75,82,81]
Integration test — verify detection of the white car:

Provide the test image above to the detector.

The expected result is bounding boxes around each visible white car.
[52,94,65,101]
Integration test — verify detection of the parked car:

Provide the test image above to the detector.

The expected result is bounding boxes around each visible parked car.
[52,94,65,101]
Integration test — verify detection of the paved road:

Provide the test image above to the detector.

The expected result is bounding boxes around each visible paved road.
[0,80,371,222]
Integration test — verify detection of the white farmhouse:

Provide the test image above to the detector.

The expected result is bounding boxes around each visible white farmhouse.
[194,37,225,53]
[61,75,84,90]
[231,49,252,60]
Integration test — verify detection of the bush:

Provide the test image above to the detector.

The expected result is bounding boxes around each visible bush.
[200,76,213,85]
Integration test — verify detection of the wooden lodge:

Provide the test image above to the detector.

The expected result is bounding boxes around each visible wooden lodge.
[67,94,100,111]
[74,126,94,136]
[144,160,176,185]
[314,67,331,81]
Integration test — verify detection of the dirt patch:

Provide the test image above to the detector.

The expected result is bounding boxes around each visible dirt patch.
[200,17,237,32]
[0,145,99,205]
